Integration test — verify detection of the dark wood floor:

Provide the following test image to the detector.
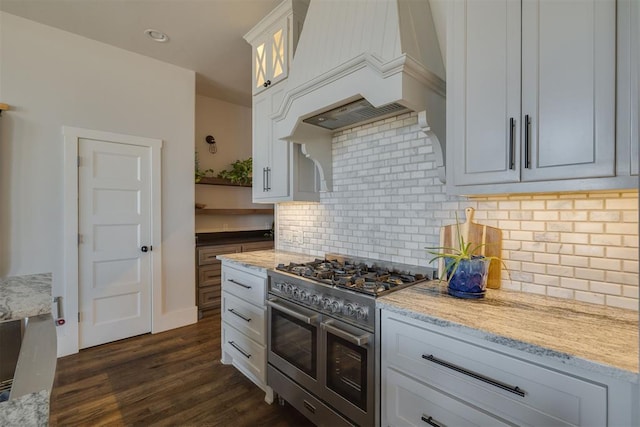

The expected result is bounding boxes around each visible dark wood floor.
[50,313,315,426]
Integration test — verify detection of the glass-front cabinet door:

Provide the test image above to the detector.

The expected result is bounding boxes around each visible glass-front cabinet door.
[251,18,289,95]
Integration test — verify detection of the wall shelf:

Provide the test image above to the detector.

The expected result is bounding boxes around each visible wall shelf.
[195,208,274,216]
[196,177,251,187]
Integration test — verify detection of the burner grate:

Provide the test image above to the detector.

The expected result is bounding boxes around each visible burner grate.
[276,258,426,296]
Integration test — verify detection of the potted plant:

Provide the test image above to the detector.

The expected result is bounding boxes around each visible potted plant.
[427,215,505,299]
[217,158,252,185]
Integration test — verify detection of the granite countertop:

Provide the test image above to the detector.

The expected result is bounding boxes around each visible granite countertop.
[378,281,639,381]
[0,273,52,322]
[216,249,318,272]
[0,390,49,427]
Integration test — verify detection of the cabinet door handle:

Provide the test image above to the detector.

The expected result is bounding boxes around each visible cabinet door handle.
[421,415,443,427]
[422,354,525,397]
[228,308,251,322]
[524,114,531,169]
[509,117,516,170]
[262,167,268,192]
[228,278,252,289]
[228,341,251,358]
[266,167,271,191]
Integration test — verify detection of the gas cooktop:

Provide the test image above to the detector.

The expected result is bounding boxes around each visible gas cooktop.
[275,257,433,297]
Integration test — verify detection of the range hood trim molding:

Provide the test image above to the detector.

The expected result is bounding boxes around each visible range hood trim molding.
[272,52,446,192]
[273,53,445,123]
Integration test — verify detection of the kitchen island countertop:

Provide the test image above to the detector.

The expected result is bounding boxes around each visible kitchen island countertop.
[378,280,639,382]
[0,273,52,322]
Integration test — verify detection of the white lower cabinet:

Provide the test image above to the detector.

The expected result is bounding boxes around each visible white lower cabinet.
[381,310,612,427]
[385,368,512,427]
[220,262,273,403]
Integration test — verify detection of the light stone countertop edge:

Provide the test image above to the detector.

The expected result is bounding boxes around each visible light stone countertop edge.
[0,273,52,322]
[216,249,319,273]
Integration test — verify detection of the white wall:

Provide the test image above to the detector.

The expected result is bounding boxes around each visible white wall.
[195,94,273,232]
[0,12,197,352]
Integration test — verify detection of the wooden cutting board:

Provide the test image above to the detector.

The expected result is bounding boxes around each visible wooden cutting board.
[439,207,503,289]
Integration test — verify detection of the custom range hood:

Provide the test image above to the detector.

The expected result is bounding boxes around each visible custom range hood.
[272,0,447,192]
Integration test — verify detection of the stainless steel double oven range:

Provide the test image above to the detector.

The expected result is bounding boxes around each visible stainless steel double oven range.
[266,256,436,426]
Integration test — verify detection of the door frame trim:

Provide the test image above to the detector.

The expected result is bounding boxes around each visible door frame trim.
[61,126,162,356]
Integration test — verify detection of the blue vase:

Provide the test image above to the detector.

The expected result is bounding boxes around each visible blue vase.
[444,257,490,298]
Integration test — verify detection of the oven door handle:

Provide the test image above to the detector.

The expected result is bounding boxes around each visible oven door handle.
[267,298,319,325]
[321,320,370,347]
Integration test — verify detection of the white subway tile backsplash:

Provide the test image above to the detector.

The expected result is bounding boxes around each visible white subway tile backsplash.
[547,287,575,299]
[546,265,574,277]
[590,257,622,271]
[276,113,639,310]
[605,198,638,210]
[590,211,622,222]
[574,291,606,305]
[561,277,590,291]
[606,247,638,260]
[605,295,638,311]
[589,281,622,295]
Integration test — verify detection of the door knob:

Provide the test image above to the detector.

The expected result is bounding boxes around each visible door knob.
[141,246,149,252]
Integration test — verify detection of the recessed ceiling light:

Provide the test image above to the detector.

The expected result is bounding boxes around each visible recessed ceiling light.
[144,29,169,43]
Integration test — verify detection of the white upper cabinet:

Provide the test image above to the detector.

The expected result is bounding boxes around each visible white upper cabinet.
[245,0,308,95]
[246,0,318,203]
[447,0,636,195]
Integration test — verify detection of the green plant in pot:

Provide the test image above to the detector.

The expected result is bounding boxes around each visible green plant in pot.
[217,157,252,185]
[427,215,504,299]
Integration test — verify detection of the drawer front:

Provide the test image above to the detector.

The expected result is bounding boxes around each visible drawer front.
[198,244,241,265]
[198,285,221,310]
[383,312,606,426]
[222,291,267,345]
[222,265,266,307]
[198,263,222,287]
[222,322,266,384]
[268,365,354,427]
[241,241,274,252]
[383,367,511,427]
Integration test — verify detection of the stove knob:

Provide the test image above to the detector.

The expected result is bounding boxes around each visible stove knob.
[354,306,367,320]
[283,284,294,296]
[321,298,332,310]
[310,294,320,305]
[344,303,355,317]
[299,289,310,302]
[292,287,300,300]
[330,300,343,314]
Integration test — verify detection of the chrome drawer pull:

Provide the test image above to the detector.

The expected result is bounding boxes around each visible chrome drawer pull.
[228,341,251,359]
[228,278,251,289]
[422,354,525,397]
[421,415,443,427]
[228,308,251,322]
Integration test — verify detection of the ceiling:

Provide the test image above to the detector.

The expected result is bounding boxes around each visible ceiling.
[0,0,282,107]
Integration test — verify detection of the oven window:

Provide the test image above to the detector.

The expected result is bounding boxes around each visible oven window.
[271,310,317,378]
[326,334,367,411]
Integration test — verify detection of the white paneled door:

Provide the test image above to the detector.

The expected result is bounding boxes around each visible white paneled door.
[78,138,152,349]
